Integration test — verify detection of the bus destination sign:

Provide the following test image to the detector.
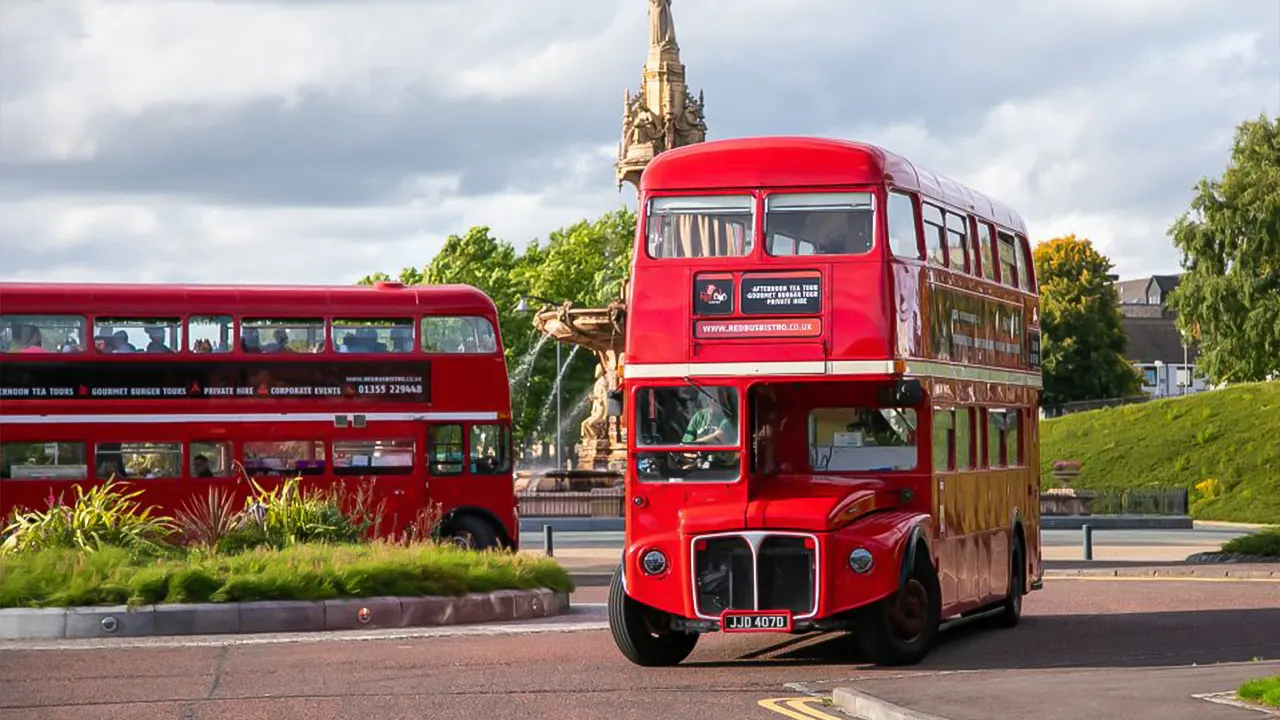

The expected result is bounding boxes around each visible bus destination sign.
[0,361,430,403]
[740,271,821,315]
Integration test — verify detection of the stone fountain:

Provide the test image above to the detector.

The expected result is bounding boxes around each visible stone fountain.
[531,298,629,476]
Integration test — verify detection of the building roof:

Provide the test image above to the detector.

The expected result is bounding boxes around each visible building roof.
[1113,274,1183,306]
[1122,316,1199,364]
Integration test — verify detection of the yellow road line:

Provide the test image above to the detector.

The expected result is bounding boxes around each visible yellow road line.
[1049,575,1280,583]
[758,697,845,720]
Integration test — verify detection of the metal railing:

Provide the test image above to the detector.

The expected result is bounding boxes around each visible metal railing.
[1041,395,1154,418]
[1086,487,1189,516]
[516,489,625,517]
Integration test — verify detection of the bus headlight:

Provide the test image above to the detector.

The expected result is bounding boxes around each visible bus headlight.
[848,548,874,574]
[641,549,668,575]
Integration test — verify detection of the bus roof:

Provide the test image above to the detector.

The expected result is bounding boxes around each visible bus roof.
[640,136,1028,235]
[0,281,499,317]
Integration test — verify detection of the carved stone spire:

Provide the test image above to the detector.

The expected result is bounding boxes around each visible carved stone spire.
[615,0,707,190]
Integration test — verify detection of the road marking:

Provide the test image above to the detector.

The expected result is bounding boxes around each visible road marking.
[758,697,846,720]
[1049,575,1280,584]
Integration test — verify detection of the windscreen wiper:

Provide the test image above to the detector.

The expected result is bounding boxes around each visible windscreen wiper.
[682,375,730,416]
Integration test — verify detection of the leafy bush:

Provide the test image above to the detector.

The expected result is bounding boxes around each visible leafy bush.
[1,481,177,557]
[0,543,573,608]
[5,471,448,558]
[1220,528,1280,557]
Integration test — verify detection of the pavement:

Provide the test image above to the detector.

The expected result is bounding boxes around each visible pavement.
[521,525,1275,585]
[3,574,1278,720]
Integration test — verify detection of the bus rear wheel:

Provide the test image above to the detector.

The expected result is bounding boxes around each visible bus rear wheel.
[853,550,941,666]
[446,514,499,551]
[608,568,698,667]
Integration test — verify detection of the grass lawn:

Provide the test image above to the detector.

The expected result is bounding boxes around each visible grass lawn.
[0,543,574,609]
[1040,381,1280,524]
[1238,675,1280,707]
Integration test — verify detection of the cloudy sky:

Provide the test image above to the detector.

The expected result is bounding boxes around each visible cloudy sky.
[1,0,1277,285]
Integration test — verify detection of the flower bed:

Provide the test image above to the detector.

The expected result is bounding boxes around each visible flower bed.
[0,476,571,609]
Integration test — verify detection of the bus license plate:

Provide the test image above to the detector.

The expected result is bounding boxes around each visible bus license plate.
[721,611,792,633]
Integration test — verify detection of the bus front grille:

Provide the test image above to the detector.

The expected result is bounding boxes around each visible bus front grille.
[691,533,818,619]
[693,536,755,614]
[757,536,816,615]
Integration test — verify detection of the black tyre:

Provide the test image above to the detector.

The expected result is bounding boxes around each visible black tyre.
[853,549,942,666]
[607,567,698,667]
[992,539,1024,629]
[448,514,499,551]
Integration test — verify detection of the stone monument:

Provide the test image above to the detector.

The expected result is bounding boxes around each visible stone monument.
[528,0,709,474]
[616,0,708,189]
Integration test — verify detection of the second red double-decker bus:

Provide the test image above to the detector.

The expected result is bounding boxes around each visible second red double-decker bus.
[0,281,518,550]
[608,136,1043,666]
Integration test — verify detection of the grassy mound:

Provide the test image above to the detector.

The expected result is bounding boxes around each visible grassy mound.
[1040,381,1280,524]
[0,543,572,609]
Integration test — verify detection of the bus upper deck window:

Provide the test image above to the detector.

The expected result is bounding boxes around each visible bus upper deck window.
[765,192,875,257]
[0,315,86,353]
[646,195,754,259]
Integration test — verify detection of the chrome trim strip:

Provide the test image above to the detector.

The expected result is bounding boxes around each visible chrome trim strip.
[688,530,821,621]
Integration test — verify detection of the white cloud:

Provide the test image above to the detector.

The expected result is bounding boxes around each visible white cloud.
[1,0,1277,285]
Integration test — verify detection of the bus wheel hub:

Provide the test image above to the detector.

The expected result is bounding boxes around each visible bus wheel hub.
[890,578,927,640]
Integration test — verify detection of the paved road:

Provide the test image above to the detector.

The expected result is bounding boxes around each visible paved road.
[4,577,1278,720]
[519,526,1255,550]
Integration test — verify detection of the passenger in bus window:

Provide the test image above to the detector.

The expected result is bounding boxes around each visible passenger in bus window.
[192,454,215,478]
[390,327,413,352]
[264,329,292,352]
[241,328,262,352]
[110,331,137,353]
[96,456,125,479]
[144,327,173,353]
[16,325,46,352]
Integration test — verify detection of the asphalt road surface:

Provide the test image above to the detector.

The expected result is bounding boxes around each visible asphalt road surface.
[4,576,1278,720]
[517,526,1255,550]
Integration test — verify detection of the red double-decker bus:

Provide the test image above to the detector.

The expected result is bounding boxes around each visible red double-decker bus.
[0,281,518,550]
[608,137,1043,666]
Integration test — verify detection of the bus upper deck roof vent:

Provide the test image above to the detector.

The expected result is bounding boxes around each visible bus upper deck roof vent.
[374,281,405,290]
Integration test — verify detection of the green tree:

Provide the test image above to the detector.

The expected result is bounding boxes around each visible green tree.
[1033,234,1144,404]
[1167,113,1280,385]
[519,207,636,306]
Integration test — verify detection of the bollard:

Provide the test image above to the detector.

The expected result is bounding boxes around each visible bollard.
[1082,524,1093,560]
[543,524,554,558]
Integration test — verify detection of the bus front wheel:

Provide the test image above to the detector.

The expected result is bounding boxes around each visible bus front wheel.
[853,549,941,666]
[608,568,698,667]
[991,539,1025,629]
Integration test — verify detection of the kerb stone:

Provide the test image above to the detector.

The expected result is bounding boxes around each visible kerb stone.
[239,600,324,634]
[153,602,241,636]
[65,605,156,638]
[323,597,403,630]
[400,596,455,627]
[0,608,67,639]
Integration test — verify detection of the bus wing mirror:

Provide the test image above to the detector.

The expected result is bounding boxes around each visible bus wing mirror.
[607,389,623,416]
[877,379,922,406]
